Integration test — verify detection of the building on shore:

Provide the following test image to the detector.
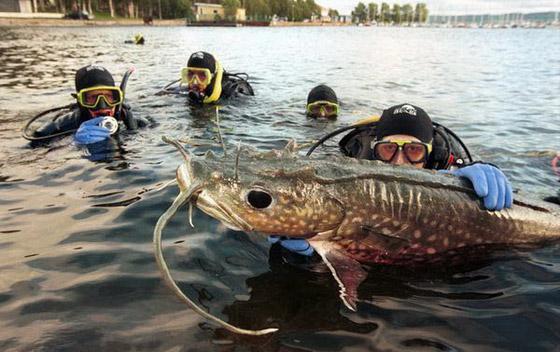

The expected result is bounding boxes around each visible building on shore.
[192,2,246,22]
[0,0,33,13]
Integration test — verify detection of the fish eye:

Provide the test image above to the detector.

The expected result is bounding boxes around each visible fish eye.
[246,189,273,209]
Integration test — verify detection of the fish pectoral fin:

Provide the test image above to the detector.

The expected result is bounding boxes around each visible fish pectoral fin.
[360,225,411,251]
[309,240,367,311]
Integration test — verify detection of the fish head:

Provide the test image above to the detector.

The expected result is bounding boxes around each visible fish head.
[175,146,345,238]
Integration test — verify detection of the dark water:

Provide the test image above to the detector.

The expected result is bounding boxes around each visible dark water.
[0,26,559,351]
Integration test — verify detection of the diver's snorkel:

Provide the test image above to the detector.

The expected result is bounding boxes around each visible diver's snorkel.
[116,67,135,120]
[22,68,135,142]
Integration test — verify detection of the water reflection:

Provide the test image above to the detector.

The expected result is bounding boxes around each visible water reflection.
[0,26,559,351]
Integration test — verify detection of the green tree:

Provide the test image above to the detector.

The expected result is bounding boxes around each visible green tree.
[176,0,194,19]
[328,8,339,18]
[367,2,377,22]
[379,2,389,23]
[352,2,367,23]
[305,0,320,18]
[269,0,290,18]
[401,3,413,23]
[392,3,401,23]
[245,0,270,20]
[415,2,428,22]
[222,0,240,21]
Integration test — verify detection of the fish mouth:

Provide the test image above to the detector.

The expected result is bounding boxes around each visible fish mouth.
[194,192,254,232]
[177,164,252,231]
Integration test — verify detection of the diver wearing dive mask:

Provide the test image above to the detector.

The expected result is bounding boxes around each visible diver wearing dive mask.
[306,85,339,119]
[159,51,254,104]
[27,65,149,145]
[273,103,515,260]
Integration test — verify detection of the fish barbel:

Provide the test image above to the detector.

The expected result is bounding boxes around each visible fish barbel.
[154,137,560,335]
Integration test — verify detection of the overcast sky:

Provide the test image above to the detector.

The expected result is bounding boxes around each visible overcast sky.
[318,0,560,15]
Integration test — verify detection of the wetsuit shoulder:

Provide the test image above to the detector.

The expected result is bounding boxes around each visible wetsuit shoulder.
[120,105,150,130]
[33,109,82,138]
[220,74,255,99]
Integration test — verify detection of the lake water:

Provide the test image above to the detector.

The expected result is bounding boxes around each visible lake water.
[0,26,559,351]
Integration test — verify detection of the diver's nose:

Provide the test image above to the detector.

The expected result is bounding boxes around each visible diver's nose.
[392,150,408,165]
[96,97,109,109]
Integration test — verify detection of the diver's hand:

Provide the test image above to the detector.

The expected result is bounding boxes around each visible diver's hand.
[443,163,513,211]
[74,117,111,145]
[268,236,314,256]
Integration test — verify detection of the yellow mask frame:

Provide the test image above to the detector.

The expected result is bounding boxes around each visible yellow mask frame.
[76,86,124,109]
[180,67,213,86]
[306,100,339,117]
[372,139,433,163]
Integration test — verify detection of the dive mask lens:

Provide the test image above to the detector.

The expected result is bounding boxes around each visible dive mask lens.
[403,142,429,163]
[307,101,339,117]
[373,141,431,163]
[374,141,399,162]
[181,67,212,86]
[79,87,123,108]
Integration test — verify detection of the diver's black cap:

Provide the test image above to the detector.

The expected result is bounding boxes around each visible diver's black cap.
[307,85,338,105]
[187,51,216,73]
[75,65,115,92]
[376,104,433,143]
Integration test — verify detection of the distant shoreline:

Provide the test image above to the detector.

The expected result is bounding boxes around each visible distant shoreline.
[0,17,356,27]
[0,18,184,27]
[0,17,556,29]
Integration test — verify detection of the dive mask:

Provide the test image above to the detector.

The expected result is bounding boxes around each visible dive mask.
[306,101,339,118]
[77,86,124,109]
[181,67,213,86]
[372,140,432,164]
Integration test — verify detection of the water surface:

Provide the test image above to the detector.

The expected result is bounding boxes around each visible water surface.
[0,26,559,351]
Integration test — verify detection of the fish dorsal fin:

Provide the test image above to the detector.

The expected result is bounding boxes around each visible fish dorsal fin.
[308,239,367,311]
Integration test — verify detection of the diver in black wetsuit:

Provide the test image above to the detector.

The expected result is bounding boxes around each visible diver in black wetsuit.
[274,103,514,259]
[159,51,254,104]
[26,65,148,145]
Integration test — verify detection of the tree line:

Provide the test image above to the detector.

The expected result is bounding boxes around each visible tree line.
[352,2,429,24]
[36,0,193,20]
[243,0,321,22]
[33,0,325,21]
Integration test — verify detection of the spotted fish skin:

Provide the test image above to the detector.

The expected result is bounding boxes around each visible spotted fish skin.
[174,146,560,264]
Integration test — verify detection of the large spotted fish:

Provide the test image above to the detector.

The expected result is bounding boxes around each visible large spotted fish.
[154,137,560,335]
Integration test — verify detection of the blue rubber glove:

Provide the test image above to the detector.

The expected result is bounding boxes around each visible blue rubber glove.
[268,235,315,256]
[443,163,513,211]
[74,117,112,145]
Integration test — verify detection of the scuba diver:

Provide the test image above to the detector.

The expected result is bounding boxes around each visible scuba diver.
[23,65,149,145]
[159,51,254,105]
[306,85,339,119]
[124,33,145,45]
[272,103,514,258]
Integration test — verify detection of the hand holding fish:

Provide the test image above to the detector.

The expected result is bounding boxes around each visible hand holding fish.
[441,163,513,211]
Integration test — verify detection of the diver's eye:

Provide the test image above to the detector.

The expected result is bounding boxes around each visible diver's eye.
[246,189,273,209]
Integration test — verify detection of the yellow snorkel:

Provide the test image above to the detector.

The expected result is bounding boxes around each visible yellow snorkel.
[352,115,380,126]
[203,60,223,104]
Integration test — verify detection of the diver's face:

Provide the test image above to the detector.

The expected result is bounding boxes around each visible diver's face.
[83,88,117,118]
[380,135,427,169]
[89,106,116,118]
[186,69,212,94]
